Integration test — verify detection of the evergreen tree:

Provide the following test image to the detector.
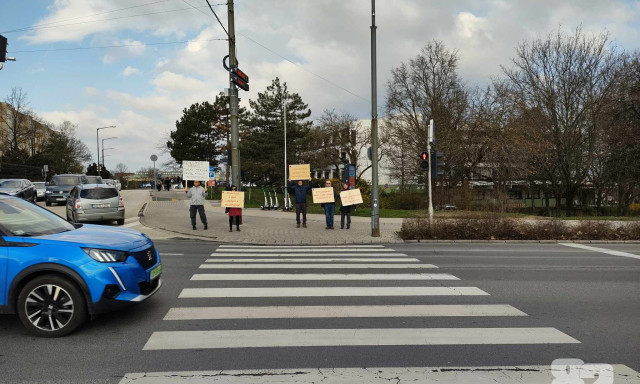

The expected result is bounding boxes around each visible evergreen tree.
[241,77,312,186]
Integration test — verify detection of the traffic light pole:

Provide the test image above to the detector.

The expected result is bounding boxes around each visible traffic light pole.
[370,0,380,237]
[227,0,240,190]
[427,119,434,223]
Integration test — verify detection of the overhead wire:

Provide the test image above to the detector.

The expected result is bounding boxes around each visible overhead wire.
[10,38,226,53]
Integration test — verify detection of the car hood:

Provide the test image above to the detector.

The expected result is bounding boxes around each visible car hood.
[36,224,151,251]
[0,187,19,194]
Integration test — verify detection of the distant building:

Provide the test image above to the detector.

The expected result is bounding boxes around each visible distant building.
[0,102,55,156]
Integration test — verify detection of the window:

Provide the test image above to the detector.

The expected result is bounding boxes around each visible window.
[0,180,21,188]
[0,198,74,237]
[80,188,119,200]
[51,176,81,186]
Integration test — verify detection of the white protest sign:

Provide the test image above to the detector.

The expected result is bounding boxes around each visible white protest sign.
[182,160,210,181]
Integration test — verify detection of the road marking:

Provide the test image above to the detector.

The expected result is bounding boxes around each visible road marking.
[160,253,184,256]
[199,263,438,269]
[191,273,459,281]
[205,258,420,263]
[164,304,526,320]
[218,245,386,248]
[210,252,409,257]
[560,243,640,260]
[214,248,396,253]
[122,221,141,228]
[119,365,640,384]
[124,217,139,223]
[178,286,488,298]
[143,327,578,350]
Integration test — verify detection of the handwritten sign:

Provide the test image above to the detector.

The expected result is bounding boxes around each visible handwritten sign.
[312,188,335,204]
[289,164,311,180]
[182,160,210,181]
[340,188,363,206]
[221,191,245,208]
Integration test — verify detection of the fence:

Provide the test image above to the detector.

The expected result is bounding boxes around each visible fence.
[0,162,45,181]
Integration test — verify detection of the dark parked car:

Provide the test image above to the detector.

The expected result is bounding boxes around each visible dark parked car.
[45,174,89,206]
[0,179,37,203]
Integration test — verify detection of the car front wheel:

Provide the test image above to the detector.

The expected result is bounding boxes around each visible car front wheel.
[17,275,87,337]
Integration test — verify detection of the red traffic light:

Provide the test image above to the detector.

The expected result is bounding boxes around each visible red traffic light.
[420,151,428,160]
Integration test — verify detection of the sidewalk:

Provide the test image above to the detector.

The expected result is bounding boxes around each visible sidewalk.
[140,196,403,244]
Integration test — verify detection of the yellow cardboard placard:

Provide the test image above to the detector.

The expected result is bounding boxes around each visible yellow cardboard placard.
[312,187,335,204]
[221,191,245,208]
[289,164,311,180]
[340,188,363,206]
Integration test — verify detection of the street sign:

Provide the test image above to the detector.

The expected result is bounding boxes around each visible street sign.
[209,166,215,179]
[150,154,158,162]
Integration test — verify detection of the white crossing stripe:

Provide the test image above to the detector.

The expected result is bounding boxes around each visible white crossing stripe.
[119,365,640,384]
[143,327,579,350]
[205,258,420,263]
[164,304,526,320]
[191,273,459,281]
[178,286,488,298]
[560,243,640,260]
[199,263,438,269]
[210,252,409,257]
[214,248,396,253]
[218,245,385,248]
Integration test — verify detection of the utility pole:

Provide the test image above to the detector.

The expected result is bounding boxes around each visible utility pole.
[427,119,434,223]
[227,0,240,190]
[370,0,380,237]
[96,126,115,172]
[283,100,289,210]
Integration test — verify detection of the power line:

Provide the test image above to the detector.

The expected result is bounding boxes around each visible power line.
[205,0,231,42]
[10,38,226,53]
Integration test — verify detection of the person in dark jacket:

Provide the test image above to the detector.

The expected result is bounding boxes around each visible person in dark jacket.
[226,185,242,232]
[321,180,338,229]
[288,177,312,228]
[339,182,353,229]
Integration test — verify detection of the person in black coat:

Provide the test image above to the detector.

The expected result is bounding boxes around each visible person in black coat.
[288,177,312,228]
[339,182,353,229]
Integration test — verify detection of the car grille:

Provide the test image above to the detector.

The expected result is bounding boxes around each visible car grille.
[131,246,157,269]
[138,277,161,295]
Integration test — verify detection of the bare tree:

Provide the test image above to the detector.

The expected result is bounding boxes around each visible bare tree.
[1,87,31,154]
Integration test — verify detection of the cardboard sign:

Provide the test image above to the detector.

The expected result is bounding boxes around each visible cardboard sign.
[207,180,215,187]
[340,188,363,206]
[183,160,210,181]
[221,191,245,208]
[289,164,311,180]
[312,187,335,204]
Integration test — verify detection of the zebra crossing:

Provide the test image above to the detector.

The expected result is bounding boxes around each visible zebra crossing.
[119,244,638,383]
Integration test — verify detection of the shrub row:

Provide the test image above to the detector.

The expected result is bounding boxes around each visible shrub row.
[399,215,640,240]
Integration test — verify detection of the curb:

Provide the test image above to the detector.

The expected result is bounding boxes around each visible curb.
[401,239,640,244]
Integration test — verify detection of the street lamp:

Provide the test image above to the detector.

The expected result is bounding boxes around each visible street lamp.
[101,137,117,172]
[96,126,116,171]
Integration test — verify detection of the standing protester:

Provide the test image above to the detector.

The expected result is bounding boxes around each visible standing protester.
[339,182,353,229]
[322,180,338,229]
[226,185,242,232]
[185,180,208,230]
[288,177,312,228]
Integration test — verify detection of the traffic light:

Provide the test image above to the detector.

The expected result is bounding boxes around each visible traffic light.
[230,67,249,91]
[431,152,445,179]
[0,35,7,63]
[419,151,429,171]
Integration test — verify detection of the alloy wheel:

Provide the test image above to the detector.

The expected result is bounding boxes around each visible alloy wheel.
[24,284,74,332]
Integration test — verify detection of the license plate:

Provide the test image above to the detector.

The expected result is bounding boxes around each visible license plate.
[92,203,109,208]
[149,264,162,281]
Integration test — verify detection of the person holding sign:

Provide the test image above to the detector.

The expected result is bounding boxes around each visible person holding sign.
[339,182,353,229]
[288,177,312,228]
[226,185,242,232]
[320,180,338,229]
[185,180,208,230]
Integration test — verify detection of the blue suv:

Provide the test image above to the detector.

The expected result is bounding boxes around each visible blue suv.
[0,195,162,337]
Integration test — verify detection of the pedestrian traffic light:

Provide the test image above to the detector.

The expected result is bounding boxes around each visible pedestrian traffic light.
[431,152,445,179]
[420,151,429,171]
[0,35,7,63]
[230,67,249,91]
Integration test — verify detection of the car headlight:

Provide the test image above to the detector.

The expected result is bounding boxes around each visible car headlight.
[83,248,129,262]
[45,190,52,194]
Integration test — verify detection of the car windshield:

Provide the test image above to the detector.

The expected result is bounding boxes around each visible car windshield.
[80,188,119,199]
[51,176,79,186]
[0,198,75,237]
[86,176,102,184]
[0,180,21,188]
[33,182,45,189]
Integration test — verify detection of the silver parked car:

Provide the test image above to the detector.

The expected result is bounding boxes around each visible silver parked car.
[65,184,125,225]
[32,181,46,201]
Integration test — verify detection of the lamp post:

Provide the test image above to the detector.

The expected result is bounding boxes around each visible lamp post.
[96,126,116,172]
[101,137,117,173]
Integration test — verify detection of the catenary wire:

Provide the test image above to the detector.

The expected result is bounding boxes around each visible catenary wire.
[10,38,226,53]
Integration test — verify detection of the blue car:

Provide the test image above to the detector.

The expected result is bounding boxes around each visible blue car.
[0,195,162,337]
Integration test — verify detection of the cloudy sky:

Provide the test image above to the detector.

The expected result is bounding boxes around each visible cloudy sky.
[1,0,639,171]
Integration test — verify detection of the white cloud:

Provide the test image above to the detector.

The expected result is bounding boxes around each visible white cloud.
[122,66,142,77]
[152,71,205,92]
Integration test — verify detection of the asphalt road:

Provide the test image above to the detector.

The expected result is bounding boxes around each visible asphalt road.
[0,242,638,383]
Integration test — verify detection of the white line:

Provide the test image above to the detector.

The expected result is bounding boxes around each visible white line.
[205,258,420,263]
[214,249,396,253]
[178,286,488,298]
[199,263,438,269]
[210,253,409,257]
[164,304,526,320]
[218,245,385,248]
[122,221,141,228]
[191,273,459,281]
[120,365,640,384]
[560,243,640,260]
[160,253,184,256]
[124,216,139,223]
[143,328,579,350]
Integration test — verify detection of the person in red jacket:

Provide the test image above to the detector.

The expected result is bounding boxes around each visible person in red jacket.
[227,185,242,232]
